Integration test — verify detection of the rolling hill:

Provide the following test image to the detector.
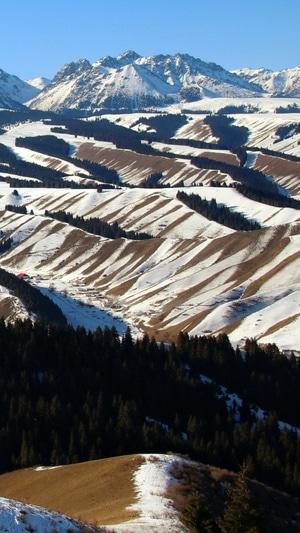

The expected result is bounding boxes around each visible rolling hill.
[0,454,299,532]
[0,103,299,353]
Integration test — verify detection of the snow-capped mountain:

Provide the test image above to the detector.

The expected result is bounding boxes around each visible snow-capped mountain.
[232,66,300,98]
[0,69,39,110]
[26,51,264,114]
[1,53,300,114]
[26,76,51,91]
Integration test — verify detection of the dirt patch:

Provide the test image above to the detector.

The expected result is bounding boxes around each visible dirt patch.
[0,297,18,320]
[0,455,144,527]
[175,118,216,142]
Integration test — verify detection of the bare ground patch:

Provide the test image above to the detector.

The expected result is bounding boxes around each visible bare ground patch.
[0,455,144,527]
[175,119,216,142]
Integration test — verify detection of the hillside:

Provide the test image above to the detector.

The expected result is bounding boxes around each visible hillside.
[0,108,299,352]
[0,69,38,110]
[0,454,299,532]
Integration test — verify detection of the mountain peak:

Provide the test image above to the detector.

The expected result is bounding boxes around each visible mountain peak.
[27,51,264,113]
[53,59,92,83]
[116,50,141,63]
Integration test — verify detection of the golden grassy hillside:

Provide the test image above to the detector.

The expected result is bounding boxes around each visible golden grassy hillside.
[0,455,143,526]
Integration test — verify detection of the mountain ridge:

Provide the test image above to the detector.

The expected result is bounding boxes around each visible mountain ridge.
[1,52,300,114]
[232,65,300,97]
[27,51,264,113]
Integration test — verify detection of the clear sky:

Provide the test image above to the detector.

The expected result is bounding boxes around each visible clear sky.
[1,0,299,80]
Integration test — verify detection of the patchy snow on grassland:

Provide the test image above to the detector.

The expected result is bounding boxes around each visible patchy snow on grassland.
[111,454,189,533]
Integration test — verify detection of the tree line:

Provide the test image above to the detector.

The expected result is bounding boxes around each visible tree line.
[46,210,152,240]
[236,183,300,209]
[0,143,66,185]
[204,115,249,148]
[177,190,261,231]
[190,155,279,194]
[50,117,159,156]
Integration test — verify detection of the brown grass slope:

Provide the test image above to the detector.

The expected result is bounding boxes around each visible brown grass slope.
[0,455,143,527]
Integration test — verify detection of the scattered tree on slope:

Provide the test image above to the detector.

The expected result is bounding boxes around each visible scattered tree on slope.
[218,465,268,532]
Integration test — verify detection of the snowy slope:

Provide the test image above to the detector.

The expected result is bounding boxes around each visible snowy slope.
[26,77,51,91]
[111,454,188,532]
[0,185,298,353]
[0,496,102,533]
[0,116,299,352]
[0,454,194,532]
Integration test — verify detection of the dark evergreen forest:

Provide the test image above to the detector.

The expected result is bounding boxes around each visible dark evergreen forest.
[0,321,299,498]
[203,115,249,148]
[190,155,279,194]
[0,143,67,186]
[177,190,261,231]
[50,118,159,156]
[236,183,300,209]
[46,210,152,240]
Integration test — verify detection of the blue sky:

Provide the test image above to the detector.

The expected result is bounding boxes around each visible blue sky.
[1,0,299,80]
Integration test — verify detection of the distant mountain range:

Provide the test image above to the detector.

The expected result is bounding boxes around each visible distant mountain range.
[232,66,300,98]
[0,51,300,113]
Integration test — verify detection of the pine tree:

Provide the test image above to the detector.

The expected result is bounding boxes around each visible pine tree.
[182,490,216,532]
[218,465,268,532]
